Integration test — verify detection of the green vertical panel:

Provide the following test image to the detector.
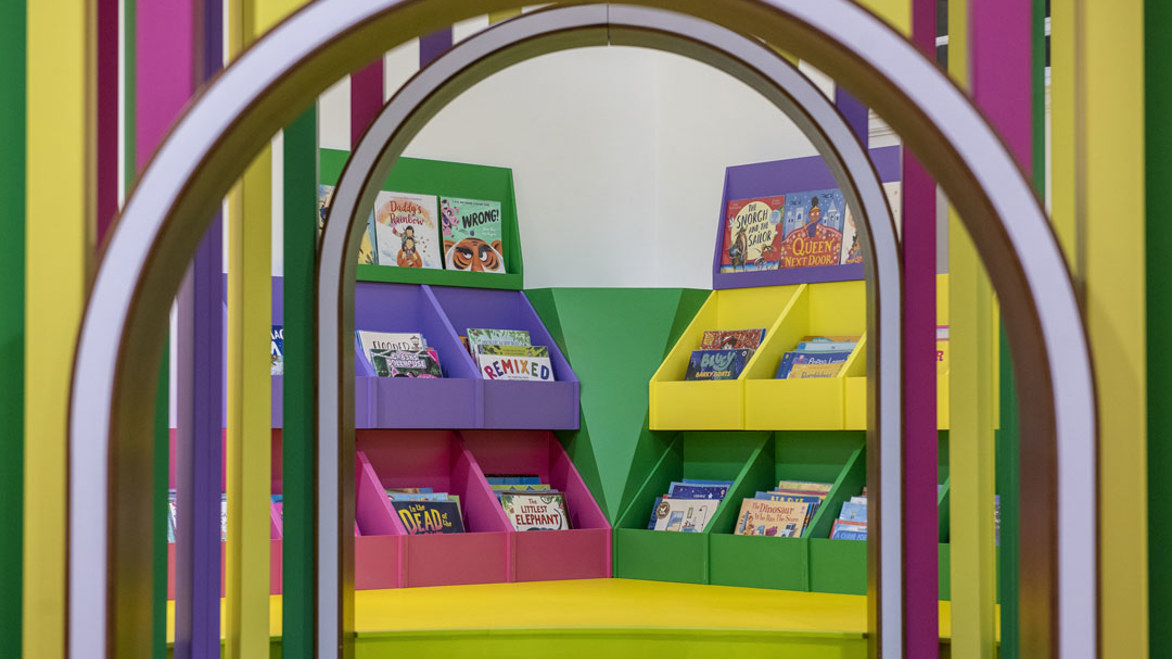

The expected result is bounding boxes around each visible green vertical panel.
[0,0,24,655]
[1148,0,1172,652]
[283,107,317,659]
[153,353,167,659]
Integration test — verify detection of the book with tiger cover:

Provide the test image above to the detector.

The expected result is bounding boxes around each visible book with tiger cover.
[721,196,785,272]
[733,499,809,538]
[699,328,766,351]
[372,191,442,269]
[684,348,752,381]
[440,196,505,273]
[500,492,570,531]
[392,500,465,534]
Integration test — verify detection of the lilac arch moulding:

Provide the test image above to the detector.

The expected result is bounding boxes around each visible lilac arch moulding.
[713,145,901,289]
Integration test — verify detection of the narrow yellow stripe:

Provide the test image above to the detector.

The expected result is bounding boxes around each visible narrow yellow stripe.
[223,1,286,657]
[1079,0,1147,655]
[857,0,911,34]
[488,9,521,24]
[947,2,997,657]
[23,1,94,657]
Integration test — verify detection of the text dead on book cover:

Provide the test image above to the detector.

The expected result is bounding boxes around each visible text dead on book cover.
[392,500,465,534]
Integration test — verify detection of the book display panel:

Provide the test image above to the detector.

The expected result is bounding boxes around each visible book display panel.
[461,430,612,582]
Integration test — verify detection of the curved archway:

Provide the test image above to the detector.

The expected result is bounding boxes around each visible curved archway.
[68,1,1094,658]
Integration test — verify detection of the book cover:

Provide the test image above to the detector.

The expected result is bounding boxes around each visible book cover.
[271,325,284,376]
[840,205,863,264]
[683,478,735,487]
[647,496,664,530]
[486,475,541,485]
[372,191,442,269]
[440,196,506,273]
[357,331,427,366]
[721,196,785,272]
[780,189,847,269]
[490,483,552,492]
[477,350,554,382]
[372,348,443,378]
[781,350,853,379]
[699,328,766,351]
[795,340,857,352]
[467,328,531,354]
[838,501,867,522]
[668,482,730,500]
[684,348,752,381]
[387,491,451,502]
[393,500,465,534]
[387,487,434,494]
[776,480,834,493]
[319,183,377,264]
[652,498,721,533]
[733,499,809,538]
[500,492,571,531]
[476,344,550,358]
[830,519,867,540]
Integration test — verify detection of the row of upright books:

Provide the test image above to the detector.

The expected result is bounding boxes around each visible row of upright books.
[389,475,571,534]
[271,327,556,382]
[319,186,508,274]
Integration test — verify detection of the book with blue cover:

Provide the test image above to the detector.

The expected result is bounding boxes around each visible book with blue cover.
[838,500,867,522]
[776,350,854,379]
[668,482,730,500]
[684,348,752,381]
[486,475,541,486]
[271,325,284,375]
[830,519,867,540]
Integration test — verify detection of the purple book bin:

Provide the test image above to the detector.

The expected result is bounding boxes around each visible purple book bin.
[358,429,513,587]
[461,430,612,582]
[427,285,580,429]
[353,282,482,429]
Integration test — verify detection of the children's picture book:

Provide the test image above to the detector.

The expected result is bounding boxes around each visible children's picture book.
[440,196,506,273]
[372,191,442,269]
[733,499,809,538]
[372,348,443,378]
[652,498,720,533]
[485,475,541,485]
[838,500,867,522]
[840,205,863,265]
[357,330,426,365]
[500,492,571,531]
[777,350,853,379]
[684,348,752,381]
[776,480,834,493]
[721,195,785,272]
[388,487,435,494]
[271,325,284,376]
[755,491,825,527]
[319,184,376,264]
[668,482,731,500]
[490,483,551,492]
[387,490,451,502]
[477,346,554,382]
[699,328,766,351]
[780,188,847,269]
[830,519,867,540]
[392,500,465,534]
[466,328,531,354]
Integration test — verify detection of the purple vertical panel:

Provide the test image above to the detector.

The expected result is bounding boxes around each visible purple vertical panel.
[903,0,938,657]
[351,62,383,146]
[96,0,118,244]
[419,28,453,68]
[835,88,869,148]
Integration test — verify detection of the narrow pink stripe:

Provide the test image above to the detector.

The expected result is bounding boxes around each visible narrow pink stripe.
[972,0,1032,168]
[96,0,119,244]
[903,1,939,657]
[351,61,384,146]
[136,1,195,170]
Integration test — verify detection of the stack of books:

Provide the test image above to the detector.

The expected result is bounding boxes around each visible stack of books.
[464,328,555,382]
[357,330,443,378]
[388,488,465,534]
[683,329,766,381]
[646,479,733,533]
[732,480,833,538]
[830,495,867,540]
[488,475,570,531]
[775,336,859,379]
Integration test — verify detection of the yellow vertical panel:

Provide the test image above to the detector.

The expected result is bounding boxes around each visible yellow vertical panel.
[857,0,911,35]
[23,1,93,658]
[1081,0,1147,655]
[1050,0,1079,271]
[948,1,997,657]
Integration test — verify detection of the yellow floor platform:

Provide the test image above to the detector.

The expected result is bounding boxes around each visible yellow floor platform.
[167,579,965,658]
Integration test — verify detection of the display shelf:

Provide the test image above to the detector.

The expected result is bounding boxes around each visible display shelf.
[429,285,579,429]
[649,285,801,430]
[710,432,865,591]
[359,429,512,587]
[321,149,525,291]
[353,281,483,428]
[613,432,769,584]
[743,280,867,430]
[460,430,612,582]
[354,448,404,590]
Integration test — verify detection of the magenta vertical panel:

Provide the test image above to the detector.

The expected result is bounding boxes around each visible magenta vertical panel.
[903,1,939,657]
[972,2,1032,167]
[350,62,383,146]
[96,0,119,243]
[135,1,194,171]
